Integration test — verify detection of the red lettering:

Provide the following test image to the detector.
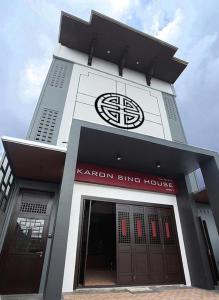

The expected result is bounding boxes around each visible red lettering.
[75,163,178,195]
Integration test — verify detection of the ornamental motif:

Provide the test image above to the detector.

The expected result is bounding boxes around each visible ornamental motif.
[95,93,144,129]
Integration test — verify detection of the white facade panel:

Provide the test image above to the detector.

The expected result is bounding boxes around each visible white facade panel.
[125,85,160,115]
[57,64,172,145]
[144,112,161,124]
[78,72,117,97]
[73,101,108,128]
[62,182,191,292]
[130,120,164,138]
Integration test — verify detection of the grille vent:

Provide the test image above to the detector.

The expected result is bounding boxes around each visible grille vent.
[148,214,161,244]
[134,213,146,244]
[49,63,66,88]
[165,96,177,121]
[118,211,131,244]
[20,202,47,214]
[35,108,58,143]
[162,215,174,244]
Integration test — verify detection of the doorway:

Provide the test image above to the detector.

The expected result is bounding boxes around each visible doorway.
[77,199,184,288]
[0,189,54,294]
[78,200,116,286]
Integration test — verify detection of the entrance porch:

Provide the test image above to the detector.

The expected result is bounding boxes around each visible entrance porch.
[1,119,219,299]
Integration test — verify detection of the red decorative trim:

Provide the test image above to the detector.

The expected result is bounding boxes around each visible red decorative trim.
[136,219,142,238]
[151,221,157,238]
[75,163,178,195]
[121,219,127,236]
[165,222,171,239]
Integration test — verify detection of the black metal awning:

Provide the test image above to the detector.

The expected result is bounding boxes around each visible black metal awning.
[75,121,215,178]
[2,123,216,181]
[59,11,187,84]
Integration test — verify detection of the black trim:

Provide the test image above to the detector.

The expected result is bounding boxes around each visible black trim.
[199,217,219,284]
[118,46,129,76]
[88,38,96,66]
[145,57,157,86]
[74,198,86,289]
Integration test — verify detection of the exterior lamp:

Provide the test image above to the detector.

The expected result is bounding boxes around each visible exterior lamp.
[156,161,161,168]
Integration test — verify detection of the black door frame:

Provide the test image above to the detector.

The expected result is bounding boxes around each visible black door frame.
[74,195,185,289]
[198,217,219,284]
[0,179,59,294]
[78,199,92,286]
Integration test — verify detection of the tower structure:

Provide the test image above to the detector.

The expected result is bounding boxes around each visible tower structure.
[0,11,219,300]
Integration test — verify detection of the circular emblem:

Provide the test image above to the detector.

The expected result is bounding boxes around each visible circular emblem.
[95,93,144,129]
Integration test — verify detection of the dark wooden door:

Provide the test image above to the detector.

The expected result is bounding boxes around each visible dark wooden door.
[0,189,53,294]
[116,203,184,285]
[146,206,165,284]
[132,205,150,284]
[116,204,133,284]
[145,206,184,284]
[159,207,184,284]
[116,204,150,285]
[78,200,92,286]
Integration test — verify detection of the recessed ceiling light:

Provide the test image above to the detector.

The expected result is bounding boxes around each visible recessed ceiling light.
[107,50,111,54]
[156,161,161,168]
[116,153,122,161]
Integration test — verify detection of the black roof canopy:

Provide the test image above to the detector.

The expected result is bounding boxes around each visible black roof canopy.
[59,11,188,84]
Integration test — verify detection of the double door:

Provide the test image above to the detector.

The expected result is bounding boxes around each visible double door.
[116,204,184,285]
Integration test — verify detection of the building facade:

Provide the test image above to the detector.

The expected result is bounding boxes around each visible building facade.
[0,11,219,300]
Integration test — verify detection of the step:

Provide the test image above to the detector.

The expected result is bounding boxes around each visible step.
[74,284,187,294]
[0,294,43,300]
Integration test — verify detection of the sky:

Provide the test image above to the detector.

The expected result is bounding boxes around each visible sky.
[1,1,219,172]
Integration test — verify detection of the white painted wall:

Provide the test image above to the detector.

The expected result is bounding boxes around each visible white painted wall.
[62,182,191,292]
[56,48,173,146]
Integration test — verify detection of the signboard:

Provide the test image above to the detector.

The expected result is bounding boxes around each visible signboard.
[75,163,178,195]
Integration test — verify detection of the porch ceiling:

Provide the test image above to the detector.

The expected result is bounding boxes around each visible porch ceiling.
[77,125,214,177]
[1,137,66,183]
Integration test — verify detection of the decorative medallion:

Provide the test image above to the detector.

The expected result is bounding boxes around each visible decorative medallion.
[95,93,144,129]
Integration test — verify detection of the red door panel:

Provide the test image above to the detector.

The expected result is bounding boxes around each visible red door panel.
[115,203,184,286]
